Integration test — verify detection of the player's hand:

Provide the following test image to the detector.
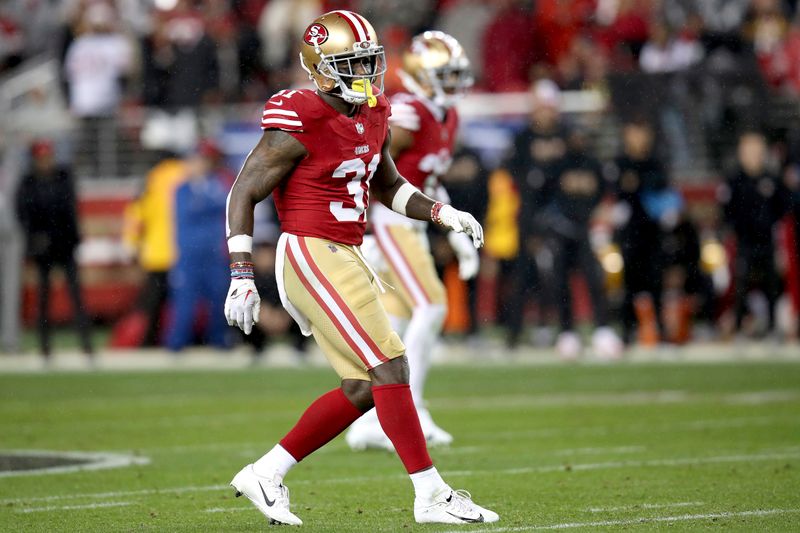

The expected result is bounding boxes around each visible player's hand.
[435,204,484,249]
[447,231,480,280]
[224,278,261,335]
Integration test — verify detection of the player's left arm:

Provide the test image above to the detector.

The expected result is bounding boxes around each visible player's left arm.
[371,131,483,248]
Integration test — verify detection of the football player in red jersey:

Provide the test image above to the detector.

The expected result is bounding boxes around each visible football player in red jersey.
[346,31,478,451]
[224,10,498,526]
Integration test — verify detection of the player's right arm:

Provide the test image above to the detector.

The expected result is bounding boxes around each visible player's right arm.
[226,130,306,258]
[224,129,306,334]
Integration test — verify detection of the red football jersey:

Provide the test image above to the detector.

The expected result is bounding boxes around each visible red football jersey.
[261,89,391,245]
[389,92,459,192]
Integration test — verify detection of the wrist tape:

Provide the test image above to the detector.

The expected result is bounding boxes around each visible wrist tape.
[227,234,253,254]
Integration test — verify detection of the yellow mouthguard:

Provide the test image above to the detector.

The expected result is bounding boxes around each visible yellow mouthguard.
[351,79,377,108]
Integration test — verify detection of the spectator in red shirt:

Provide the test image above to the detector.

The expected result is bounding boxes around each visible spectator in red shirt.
[533,0,595,67]
[745,0,796,92]
[482,0,536,92]
[596,0,652,68]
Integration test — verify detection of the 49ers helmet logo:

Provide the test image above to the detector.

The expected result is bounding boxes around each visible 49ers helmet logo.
[304,23,329,46]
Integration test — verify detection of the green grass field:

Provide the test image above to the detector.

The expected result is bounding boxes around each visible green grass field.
[1,361,799,532]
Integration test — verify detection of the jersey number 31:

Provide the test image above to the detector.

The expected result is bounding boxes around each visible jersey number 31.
[329,154,380,222]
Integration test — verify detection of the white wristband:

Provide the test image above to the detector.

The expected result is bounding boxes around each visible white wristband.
[227,234,253,254]
[391,182,418,216]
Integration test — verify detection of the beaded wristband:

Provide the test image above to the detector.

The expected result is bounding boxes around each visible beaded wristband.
[230,261,255,280]
[431,201,445,225]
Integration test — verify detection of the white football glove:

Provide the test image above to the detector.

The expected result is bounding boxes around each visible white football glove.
[224,278,261,335]
[436,204,484,248]
[447,231,480,280]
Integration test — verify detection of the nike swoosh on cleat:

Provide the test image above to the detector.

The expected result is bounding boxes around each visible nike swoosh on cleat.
[258,481,276,507]
[446,511,484,523]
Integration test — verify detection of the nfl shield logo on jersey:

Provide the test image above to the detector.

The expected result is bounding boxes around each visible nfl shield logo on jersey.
[355,122,365,135]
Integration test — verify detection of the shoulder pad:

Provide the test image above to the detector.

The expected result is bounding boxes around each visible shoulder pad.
[389,98,421,132]
[261,89,307,132]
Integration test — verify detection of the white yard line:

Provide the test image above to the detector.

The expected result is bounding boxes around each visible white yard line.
[144,441,263,453]
[11,411,292,432]
[434,445,489,455]
[677,416,790,430]
[431,390,800,410]
[724,390,800,405]
[443,451,800,477]
[555,446,645,456]
[431,391,691,409]
[5,450,798,507]
[0,484,228,506]
[441,508,800,532]
[586,501,704,513]
[19,501,133,513]
[485,414,797,441]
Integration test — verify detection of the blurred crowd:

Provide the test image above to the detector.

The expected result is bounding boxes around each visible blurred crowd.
[6,0,800,107]
[483,80,799,355]
[1,0,800,357]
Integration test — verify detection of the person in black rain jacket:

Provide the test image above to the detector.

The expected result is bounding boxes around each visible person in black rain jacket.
[15,140,93,358]
[543,128,622,359]
[610,119,669,344]
[718,131,790,336]
[503,79,568,348]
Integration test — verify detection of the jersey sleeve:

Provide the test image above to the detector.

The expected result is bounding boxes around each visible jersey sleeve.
[261,90,306,132]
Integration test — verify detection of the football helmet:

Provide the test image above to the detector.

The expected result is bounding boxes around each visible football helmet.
[300,10,386,107]
[400,31,473,108]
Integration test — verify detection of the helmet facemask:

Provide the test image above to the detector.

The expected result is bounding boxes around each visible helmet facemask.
[301,43,386,107]
[400,31,474,109]
[423,61,474,108]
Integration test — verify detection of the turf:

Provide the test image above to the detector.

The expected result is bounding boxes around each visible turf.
[1,361,799,532]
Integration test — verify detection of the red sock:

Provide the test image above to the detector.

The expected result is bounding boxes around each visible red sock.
[280,388,363,461]
[372,383,433,473]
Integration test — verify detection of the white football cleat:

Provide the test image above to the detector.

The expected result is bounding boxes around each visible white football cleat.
[556,331,582,360]
[230,464,302,526]
[345,412,395,452]
[415,489,499,524]
[591,326,624,360]
[417,408,453,447]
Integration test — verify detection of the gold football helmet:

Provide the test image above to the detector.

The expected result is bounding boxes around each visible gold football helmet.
[300,10,386,107]
[400,31,473,108]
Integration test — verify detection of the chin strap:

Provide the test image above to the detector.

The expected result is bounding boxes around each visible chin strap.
[351,79,377,107]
